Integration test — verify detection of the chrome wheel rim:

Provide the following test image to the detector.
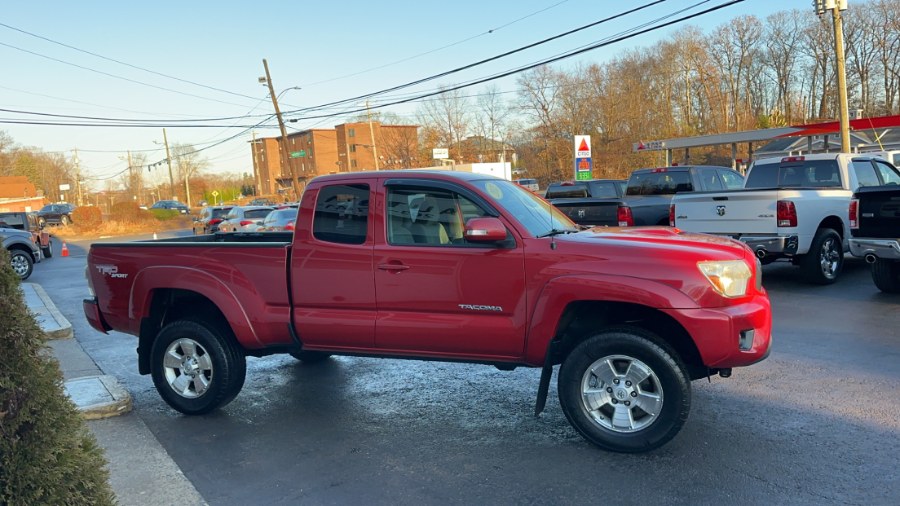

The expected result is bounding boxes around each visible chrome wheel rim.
[818,237,841,279]
[580,354,664,433]
[10,254,29,277]
[163,338,213,398]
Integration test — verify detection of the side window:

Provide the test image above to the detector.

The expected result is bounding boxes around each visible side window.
[313,184,369,245]
[386,187,487,246]
[874,160,900,185]
[719,169,744,189]
[852,160,880,187]
[699,168,725,191]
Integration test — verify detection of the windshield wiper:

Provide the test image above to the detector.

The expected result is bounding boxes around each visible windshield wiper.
[537,228,577,238]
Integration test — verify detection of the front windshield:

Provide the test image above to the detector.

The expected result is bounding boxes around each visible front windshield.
[470,179,576,237]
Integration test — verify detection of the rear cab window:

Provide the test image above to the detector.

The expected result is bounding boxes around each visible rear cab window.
[626,169,692,195]
[313,184,370,245]
[745,159,842,188]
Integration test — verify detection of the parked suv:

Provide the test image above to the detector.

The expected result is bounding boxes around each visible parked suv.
[0,227,41,280]
[37,203,76,226]
[0,211,52,258]
[193,205,233,235]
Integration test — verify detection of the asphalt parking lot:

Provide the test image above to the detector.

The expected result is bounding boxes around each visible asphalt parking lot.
[32,241,899,505]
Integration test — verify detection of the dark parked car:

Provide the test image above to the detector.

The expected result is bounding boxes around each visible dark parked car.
[193,206,233,235]
[216,206,274,233]
[259,207,298,232]
[1,227,41,280]
[0,211,52,258]
[37,203,76,226]
[150,200,189,214]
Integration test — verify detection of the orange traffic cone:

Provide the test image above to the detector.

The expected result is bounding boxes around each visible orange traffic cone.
[61,242,69,257]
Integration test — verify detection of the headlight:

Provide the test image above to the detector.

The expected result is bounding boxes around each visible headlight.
[698,260,752,298]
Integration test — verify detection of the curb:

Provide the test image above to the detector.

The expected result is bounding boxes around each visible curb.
[30,283,74,340]
[64,375,134,420]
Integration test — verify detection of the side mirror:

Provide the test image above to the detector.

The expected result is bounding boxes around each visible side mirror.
[464,217,507,242]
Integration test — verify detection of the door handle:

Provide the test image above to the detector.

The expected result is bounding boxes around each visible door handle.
[378,263,410,271]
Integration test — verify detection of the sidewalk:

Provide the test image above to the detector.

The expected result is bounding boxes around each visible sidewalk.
[22,282,207,506]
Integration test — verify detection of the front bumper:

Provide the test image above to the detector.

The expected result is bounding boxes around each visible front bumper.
[849,238,900,260]
[663,294,772,369]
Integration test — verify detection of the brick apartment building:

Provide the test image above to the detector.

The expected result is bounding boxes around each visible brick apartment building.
[251,122,418,195]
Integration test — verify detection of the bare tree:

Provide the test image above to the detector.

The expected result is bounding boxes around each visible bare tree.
[416,87,471,162]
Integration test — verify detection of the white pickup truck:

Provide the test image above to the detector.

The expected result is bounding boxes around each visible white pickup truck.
[670,153,900,284]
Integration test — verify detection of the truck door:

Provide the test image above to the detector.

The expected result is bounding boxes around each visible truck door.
[291,181,376,349]
[373,181,527,359]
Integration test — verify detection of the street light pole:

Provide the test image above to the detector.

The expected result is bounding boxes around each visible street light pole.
[162,128,176,199]
[365,100,380,170]
[261,59,301,199]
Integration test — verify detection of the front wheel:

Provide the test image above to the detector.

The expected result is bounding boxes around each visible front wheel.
[42,241,53,258]
[150,319,246,415]
[801,228,843,284]
[872,259,900,293]
[558,327,690,453]
[60,215,70,226]
[9,249,34,280]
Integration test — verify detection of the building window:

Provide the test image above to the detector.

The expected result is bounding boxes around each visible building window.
[351,160,357,169]
[348,128,355,138]
[350,144,356,153]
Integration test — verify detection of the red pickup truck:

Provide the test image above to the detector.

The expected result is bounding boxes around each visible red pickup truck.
[84,170,771,452]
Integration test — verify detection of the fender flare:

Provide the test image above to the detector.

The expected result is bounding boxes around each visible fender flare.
[524,273,699,365]
[129,265,263,348]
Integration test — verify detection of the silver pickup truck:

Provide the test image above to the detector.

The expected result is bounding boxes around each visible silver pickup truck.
[671,153,900,284]
[1,226,41,280]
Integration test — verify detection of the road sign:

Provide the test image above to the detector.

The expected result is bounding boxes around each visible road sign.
[575,158,592,180]
[290,150,306,158]
[211,190,219,197]
[432,148,449,159]
[574,135,592,180]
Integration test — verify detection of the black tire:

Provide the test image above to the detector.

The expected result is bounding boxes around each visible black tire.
[558,326,690,453]
[42,241,53,259]
[60,215,70,226]
[872,259,900,294]
[150,319,246,415]
[289,350,332,363]
[800,228,843,285]
[9,249,34,280]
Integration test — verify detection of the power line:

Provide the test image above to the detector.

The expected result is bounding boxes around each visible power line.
[300,0,571,87]
[0,107,273,124]
[0,40,257,108]
[289,0,737,124]
[0,21,261,101]
[283,0,666,116]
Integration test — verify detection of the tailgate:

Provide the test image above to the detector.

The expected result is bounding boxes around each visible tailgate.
[550,199,619,226]
[856,186,900,238]
[673,190,779,235]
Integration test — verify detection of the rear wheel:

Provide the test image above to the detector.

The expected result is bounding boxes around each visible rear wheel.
[42,240,53,258]
[801,228,843,284]
[150,319,246,415]
[9,249,34,280]
[60,215,70,226]
[558,326,690,453]
[289,350,332,363]
[872,259,900,293]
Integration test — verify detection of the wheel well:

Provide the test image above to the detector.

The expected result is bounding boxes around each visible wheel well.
[550,301,707,380]
[137,288,233,375]
[818,216,845,239]
[7,244,35,261]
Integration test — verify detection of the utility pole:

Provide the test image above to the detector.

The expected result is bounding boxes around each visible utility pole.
[261,59,301,199]
[252,130,262,195]
[72,148,83,206]
[816,0,851,152]
[365,100,380,170]
[162,128,176,200]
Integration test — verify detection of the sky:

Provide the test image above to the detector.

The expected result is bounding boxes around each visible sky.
[1,0,814,190]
